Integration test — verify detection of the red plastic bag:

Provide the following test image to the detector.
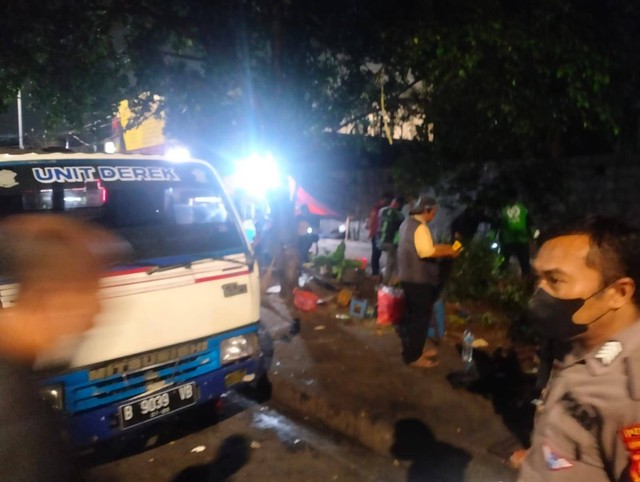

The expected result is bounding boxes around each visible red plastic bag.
[376,286,405,325]
[293,288,319,312]
[358,257,368,270]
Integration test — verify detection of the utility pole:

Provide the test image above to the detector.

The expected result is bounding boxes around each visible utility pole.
[17,90,24,149]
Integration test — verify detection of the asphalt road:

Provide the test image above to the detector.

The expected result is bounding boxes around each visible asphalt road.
[84,392,406,482]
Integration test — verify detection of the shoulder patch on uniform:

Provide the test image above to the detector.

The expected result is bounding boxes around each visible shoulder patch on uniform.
[595,341,623,366]
[620,425,640,481]
[543,444,574,471]
[621,424,640,452]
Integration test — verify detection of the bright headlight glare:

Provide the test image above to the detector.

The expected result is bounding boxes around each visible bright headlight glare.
[234,153,281,196]
[220,334,257,364]
[166,146,191,162]
[39,384,64,411]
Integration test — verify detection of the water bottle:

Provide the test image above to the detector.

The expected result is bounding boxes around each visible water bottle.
[462,328,474,369]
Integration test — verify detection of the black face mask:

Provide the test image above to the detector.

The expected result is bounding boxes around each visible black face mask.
[527,287,609,341]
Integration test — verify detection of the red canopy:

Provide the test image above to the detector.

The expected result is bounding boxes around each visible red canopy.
[289,177,341,218]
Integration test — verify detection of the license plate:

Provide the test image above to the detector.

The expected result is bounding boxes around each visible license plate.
[119,382,197,429]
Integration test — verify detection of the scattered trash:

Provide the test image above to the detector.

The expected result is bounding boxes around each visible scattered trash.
[393,459,400,466]
[336,288,353,307]
[317,295,334,305]
[293,288,319,312]
[265,285,281,294]
[250,441,262,449]
[462,328,475,370]
[335,313,350,320]
[358,258,368,270]
[472,338,489,348]
[314,325,326,330]
[349,298,368,318]
[377,285,405,325]
[190,445,206,453]
[298,272,313,288]
[148,458,155,463]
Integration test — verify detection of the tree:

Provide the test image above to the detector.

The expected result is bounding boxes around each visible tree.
[0,1,129,135]
[415,0,637,160]
[1,0,639,166]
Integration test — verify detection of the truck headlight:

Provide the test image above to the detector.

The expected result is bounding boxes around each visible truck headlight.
[220,334,257,364]
[39,384,64,411]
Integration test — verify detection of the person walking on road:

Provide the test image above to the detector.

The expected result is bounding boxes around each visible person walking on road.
[368,192,392,277]
[396,195,460,368]
[519,216,640,481]
[377,196,405,285]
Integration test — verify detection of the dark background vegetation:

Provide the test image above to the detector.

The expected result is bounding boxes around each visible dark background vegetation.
[3,0,639,334]
[2,0,640,163]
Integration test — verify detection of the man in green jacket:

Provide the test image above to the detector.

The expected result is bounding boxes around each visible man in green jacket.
[498,190,534,277]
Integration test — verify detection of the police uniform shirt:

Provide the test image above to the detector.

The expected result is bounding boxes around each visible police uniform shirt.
[519,320,640,481]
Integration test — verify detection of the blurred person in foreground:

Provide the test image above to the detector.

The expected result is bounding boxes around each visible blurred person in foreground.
[518,216,640,481]
[0,214,123,482]
[396,195,459,368]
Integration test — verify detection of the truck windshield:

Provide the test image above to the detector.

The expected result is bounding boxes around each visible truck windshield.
[0,158,247,263]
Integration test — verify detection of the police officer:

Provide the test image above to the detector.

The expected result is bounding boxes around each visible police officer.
[519,216,640,481]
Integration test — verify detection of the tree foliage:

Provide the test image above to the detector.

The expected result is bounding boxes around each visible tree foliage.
[1,0,639,162]
[1,1,128,132]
